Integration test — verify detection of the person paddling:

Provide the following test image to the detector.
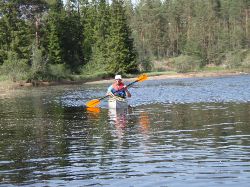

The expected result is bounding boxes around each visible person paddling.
[106,75,131,98]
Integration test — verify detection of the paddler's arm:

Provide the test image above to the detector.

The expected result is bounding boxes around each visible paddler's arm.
[124,86,131,97]
[106,85,115,96]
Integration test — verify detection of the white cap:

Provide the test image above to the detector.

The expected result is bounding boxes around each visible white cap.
[115,75,122,80]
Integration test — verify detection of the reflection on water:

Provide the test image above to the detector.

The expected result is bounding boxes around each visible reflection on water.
[108,108,129,143]
[1,75,250,186]
[109,108,128,128]
[139,111,150,134]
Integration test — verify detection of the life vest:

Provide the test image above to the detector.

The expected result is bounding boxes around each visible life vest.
[111,83,126,98]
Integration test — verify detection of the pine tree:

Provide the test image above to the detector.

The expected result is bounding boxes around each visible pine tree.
[89,0,110,73]
[80,0,98,63]
[0,1,32,64]
[106,0,137,74]
[61,0,84,73]
[0,4,10,64]
[44,1,64,65]
[46,11,62,64]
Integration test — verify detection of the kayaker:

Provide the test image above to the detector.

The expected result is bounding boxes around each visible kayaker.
[106,75,131,98]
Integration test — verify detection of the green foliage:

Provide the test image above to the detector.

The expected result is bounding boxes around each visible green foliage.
[223,49,250,69]
[47,0,64,12]
[201,66,226,72]
[28,45,47,80]
[241,52,250,68]
[81,1,97,63]
[1,51,29,81]
[173,55,202,73]
[0,1,33,62]
[131,0,249,68]
[0,49,7,65]
[80,54,110,77]
[46,12,63,64]
[79,71,111,81]
[60,12,84,73]
[0,75,8,81]
[105,0,138,75]
[1,0,249,84]
[81,0,137,76]
[138,57,153,72]
[84,0,110,74]
[47,64,70,80]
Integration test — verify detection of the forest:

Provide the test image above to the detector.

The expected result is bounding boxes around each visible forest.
[0,0,249,82]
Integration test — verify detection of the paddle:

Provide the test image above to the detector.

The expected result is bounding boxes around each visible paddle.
[86,74,148,108]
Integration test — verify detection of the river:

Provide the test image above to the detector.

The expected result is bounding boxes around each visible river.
[0,75,250,186]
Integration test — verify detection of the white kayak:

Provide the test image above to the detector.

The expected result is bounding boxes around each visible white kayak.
[108,96,128,109]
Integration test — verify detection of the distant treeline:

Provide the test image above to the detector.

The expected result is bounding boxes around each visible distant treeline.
[0,0,249,81]
[131,0,250,72]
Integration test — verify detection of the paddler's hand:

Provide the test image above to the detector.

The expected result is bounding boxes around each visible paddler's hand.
[123,86,131,97]
[107,91,114,97]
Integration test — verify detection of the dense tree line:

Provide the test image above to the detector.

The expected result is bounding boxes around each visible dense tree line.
[130,0,250,72]
[0,0,137,81]
[0,0,249,81]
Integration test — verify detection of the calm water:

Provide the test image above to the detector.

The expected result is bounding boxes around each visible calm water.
[0,75,250,187]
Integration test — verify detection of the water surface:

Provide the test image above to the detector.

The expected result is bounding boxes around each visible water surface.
[0,75,250,186]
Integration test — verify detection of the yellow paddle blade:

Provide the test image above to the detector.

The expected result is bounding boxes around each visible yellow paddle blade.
[87,107,100,113]
[137,74,148,82]
[86,99,100,108]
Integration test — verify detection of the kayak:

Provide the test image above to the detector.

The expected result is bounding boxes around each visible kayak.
[85,74,147,108]
[108,96,128,109]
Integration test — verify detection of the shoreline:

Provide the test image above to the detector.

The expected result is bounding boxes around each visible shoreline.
[0,71,248,97]
[84,71,247,84]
